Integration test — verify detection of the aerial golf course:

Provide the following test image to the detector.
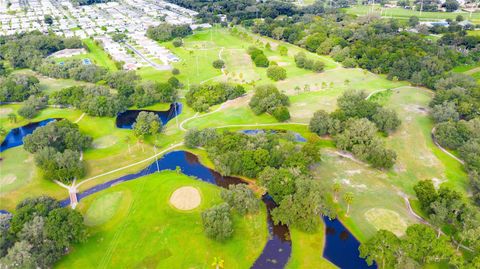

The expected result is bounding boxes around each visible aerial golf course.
[0,26,472,268]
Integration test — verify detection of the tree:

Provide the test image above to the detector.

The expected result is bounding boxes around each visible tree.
[18,104,37,119]
[271,179,335,232]
[344,192,354,216]
[359,230,401,268]
[201,203,233,241]
[34,147,85,183]
[172,38,183,47]
[220,184,259,215]
[133,112,162,137]
[105,70,139,97]
[212,59,225,69]
[431,102,459,123]
[258,167,296,203]
[23,120,92,153]
[309,110,332,136]
[266,65,287,81]
[403,224,454,264]
[333,182,341,203]
[409,16,420,27]
[211,257,224,269]
[172,68,180,75]
[444,0,459,12]
[44,15,53,25]
[372,107,401,133]
[278,45,288,56]
[7,113,17,123]
[249,84,289,116]
[413,180,438,213]
[0,241,34,268]
[186,82,245,112]
[45,208,87,248]
[271,106,290,122]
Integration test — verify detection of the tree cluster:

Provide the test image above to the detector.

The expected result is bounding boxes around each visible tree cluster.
[18,95,48,119]
[249,84,290,122]
[309,91,400,168]
[185,82,245,112]
[247,46,269,67]
[23,120,92,183]
[0,74,40,102]
[294,52,325,72]
[266,65,287,81]
[146,23,192,42]
[132,111,162,138]
[0,31,82,69]
[0,196,86,268]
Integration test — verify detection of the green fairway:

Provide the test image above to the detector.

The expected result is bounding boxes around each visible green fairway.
[57,171,268,269]
[344,5,480,23]
[81,38,118,71]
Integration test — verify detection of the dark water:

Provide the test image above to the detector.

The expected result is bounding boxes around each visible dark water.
[239,129,307,142]
[0,118,58,152]
[60,150,292,269]
[323,216,377,269]
[115,103,182,129]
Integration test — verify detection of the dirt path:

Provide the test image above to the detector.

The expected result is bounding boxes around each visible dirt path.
[74,112,85,123]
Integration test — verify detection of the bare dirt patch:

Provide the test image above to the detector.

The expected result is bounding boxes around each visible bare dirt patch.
[0,174,17,185]
[365,208,408,237]
[0,108,13,116]
[169,186,201,211]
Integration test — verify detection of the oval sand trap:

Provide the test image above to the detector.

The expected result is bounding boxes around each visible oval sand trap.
[170,186,201,211]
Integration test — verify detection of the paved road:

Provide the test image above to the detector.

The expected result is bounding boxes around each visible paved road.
[125,43,172,71]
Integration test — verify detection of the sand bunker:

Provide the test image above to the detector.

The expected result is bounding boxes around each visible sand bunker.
[170,186,201,211]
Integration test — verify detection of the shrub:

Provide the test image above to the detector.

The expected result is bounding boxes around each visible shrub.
[212,59,225,69]
[266,65,287,81]
[272,106,290,121]
[201,203,233,241]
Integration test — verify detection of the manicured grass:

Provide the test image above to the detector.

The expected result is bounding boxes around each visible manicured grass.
[11,69,88,94]
[84,191,124,226]
[344,5,480,23]
[81,38,118,71]
[57,171,268,269]
[287,225,337,269]
[0,147,65,211]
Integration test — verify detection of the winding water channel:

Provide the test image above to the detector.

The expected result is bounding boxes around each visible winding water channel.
[1,106,375,268]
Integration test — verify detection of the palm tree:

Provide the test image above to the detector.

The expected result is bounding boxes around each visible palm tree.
[7,113,16,123]
[0,126,6,136]
[124,135,131,154]
[333,182,341,203]
[344,192,354,217]
[211,257,224,269]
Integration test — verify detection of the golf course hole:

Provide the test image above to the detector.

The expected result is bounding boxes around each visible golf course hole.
[169,186,201,211]
[364,208,408,237]
[84,191,124,227]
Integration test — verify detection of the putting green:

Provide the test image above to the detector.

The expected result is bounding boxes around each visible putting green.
[364,208,408,237]
[57,171,268,269]
[84,191,126,227]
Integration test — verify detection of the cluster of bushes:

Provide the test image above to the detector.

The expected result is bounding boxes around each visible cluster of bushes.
[0,74,40,102]
[266,65,287,81]
[146,23,192,42]
[202,184,259,241]
[187,129,335,232]
[430,73,480,204]
[23,120,92,183]
[18,96,48,119]
[309,91,401,168]
[294,52,325,72]
[185,82,245,112]
[247,46,269,67]
[0,196,87,268]
[249,84,290,122]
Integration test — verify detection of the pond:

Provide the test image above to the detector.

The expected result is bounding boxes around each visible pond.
[239,129,307,143]
[0,118,58,152]
[323,216,377,269]
[115,103,182,129]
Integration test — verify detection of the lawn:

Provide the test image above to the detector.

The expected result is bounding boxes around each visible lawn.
[11,69,88,94]
[344,5,480,23]
[81,38,118,71]
[56,171,268,269]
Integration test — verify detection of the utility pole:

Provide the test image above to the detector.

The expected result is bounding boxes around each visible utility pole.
[154,144,160,172]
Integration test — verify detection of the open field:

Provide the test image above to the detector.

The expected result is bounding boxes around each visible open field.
[344,5,480,23]
[11,69,89,94]
[52,39,118,71]
[56,171,268,269]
